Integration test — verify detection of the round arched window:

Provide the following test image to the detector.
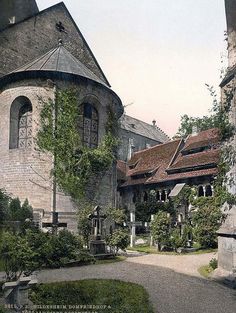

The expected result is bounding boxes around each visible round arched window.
[78,103,98,148]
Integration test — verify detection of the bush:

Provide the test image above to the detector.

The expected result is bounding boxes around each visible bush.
[170,228,182,251]
[0,231,38,281]
[150,211,171,251]
[192,205,223,248]
[106,229,129,254]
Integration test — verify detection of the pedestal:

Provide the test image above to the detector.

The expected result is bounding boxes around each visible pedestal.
[89,240,106,255]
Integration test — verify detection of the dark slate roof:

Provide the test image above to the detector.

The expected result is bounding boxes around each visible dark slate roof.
[120,115,170,143]
[10,43,109,87]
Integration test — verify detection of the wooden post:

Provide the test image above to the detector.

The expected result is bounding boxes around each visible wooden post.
[150,214,154,247]
[130,212,136,248]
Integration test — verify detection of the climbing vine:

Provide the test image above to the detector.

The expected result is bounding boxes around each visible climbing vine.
[37,88,119,201]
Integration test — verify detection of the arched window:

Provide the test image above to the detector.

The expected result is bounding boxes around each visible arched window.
[161,190,166,202]
[78,103,98,148]
[198,186,204,197]
[9,96,33,149]
[205,185,213,197]
[143,191,148,202]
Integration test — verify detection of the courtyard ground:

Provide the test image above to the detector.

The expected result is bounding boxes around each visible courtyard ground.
[1,252,235,313]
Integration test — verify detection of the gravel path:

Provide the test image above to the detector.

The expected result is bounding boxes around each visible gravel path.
[1,253,235,313]
[125,251,217,277]
[37,252,236,313]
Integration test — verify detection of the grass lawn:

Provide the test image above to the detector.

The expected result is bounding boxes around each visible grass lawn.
[30,280,154,313]
[198,265,214,278]
[127,245,217,255]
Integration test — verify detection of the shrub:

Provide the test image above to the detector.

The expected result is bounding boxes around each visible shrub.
[106,229,129,254]
[150,211,171,251]
[192,204,223,248]
[209,258,218,270]
[170,228,182,251]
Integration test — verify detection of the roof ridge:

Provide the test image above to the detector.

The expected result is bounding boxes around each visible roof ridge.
[132,138,181,155]
[122,114,170,139]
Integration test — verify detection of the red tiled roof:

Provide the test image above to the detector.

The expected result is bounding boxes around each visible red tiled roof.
[168,148,220,171]
[118,128,220,188]
[127,139,182,177]
[117,160,128,180]
[182,128,220,152]
[147,167,218,184]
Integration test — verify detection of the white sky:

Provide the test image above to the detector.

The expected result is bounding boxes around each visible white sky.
[37,0,227,137]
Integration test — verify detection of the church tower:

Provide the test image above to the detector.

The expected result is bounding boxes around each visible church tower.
[0,0,39,31]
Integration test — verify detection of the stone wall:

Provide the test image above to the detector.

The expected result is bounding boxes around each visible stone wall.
[118,128,162,161]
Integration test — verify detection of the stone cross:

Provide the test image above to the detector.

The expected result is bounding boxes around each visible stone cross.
[90,206,106,240]
[42,212,67,234]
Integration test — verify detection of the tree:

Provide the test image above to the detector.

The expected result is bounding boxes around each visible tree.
[175,85,234,140]
[150,211,171,251]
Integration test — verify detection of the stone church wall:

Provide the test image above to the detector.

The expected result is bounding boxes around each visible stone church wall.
[0,78,120,232]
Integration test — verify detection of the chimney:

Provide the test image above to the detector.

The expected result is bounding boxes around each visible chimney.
[152,119,157,128]
[225,0,236,68]
[0,0,39,31]
[127,138,135,161]
[191,126,198,136]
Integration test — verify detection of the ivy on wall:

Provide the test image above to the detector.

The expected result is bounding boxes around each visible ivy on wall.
[37,88,119,201]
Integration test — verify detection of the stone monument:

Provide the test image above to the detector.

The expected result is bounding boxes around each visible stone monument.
[2,276,37,312]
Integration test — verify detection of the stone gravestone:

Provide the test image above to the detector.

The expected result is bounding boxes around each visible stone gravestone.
[2,276,37,312]
[217,202,236,276]
[89,206,106,255]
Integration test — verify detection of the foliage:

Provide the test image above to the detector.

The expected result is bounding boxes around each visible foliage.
[135,197,174,222]
[37,89,118,201]
[39,229,83,268]
[0,189,9,226]
[77,204,93,248]
[176,85,234,140]
[209,257,218,270]
[0,228,88,280]
[106,229,130,254]
[170,228,182,251]
[192,203,223,248]
[30,280,154,313]
[0,231,38,281]
[0,190,33,233]
[106,207,127,226]
[150,211,171,250]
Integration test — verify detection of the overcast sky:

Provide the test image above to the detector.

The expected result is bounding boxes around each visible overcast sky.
[37,0,227,137]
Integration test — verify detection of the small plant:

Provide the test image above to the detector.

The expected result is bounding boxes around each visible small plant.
[209,258,218,270]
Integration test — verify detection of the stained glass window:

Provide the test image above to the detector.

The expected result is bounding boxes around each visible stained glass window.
[78,103,98,148]
[18,103,33,149]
